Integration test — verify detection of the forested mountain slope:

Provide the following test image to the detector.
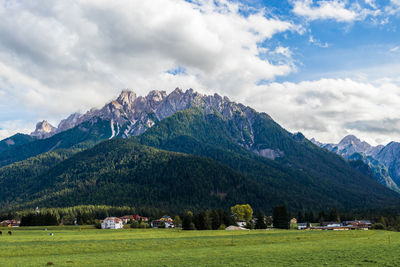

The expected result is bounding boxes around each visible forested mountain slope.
[1,90,399,213]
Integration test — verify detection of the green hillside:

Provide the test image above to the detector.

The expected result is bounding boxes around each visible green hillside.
[135,108,400,209]
[0,133,36,153]
[0,118,111,167]
[1,107,399,213]
[1,139,272,212]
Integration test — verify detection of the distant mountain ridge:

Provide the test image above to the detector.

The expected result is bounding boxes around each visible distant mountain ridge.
[2,88,283,165]
[28,88,263,143]
[312,135,400,192]
[1,89,400,213]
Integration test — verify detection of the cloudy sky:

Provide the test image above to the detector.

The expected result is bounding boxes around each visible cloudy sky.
[1,0,400,145]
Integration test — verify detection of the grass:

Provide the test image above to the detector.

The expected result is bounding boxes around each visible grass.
[0,228,400,266]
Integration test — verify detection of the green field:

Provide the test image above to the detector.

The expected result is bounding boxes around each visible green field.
[1,228,400,266]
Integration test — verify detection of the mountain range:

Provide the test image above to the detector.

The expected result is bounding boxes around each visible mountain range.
[312,135,400,193]
[1,89,400,213]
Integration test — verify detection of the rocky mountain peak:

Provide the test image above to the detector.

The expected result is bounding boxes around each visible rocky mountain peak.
[312,135,400,192]
[116,90,137,108]
[146,90,167,109]
[335,134,373,157]
[339,135,361,145]
[172,87,183,95]
[57,113,82,133]
[29,88,258,141]
[146,90,166,101]
[31,120,57,139]
[310,138,323,146]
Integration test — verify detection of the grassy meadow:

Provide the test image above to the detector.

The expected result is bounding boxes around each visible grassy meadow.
[0,227,400,266]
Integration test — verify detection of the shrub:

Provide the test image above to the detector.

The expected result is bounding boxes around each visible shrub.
[218,224,226,230]
[94,219,101,229]
[188,222,196,230]
[130,221,139,228]
[373,223,385,230]
[139,222,148,228]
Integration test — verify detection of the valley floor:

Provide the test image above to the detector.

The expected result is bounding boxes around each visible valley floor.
[0,227,399,266]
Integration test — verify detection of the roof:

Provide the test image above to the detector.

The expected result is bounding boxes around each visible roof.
[1,220,20,224]
[120,215,134,219]
[103,217,121,223]
[225,225,248,230]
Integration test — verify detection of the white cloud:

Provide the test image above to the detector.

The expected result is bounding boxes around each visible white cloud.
[391,0,400,7]
[309,35,329,47]
[390,46,400,52]
[292,0,359,22]
[0,120,32,140]
[385,0,400,15]
[0,0,296,137]
[1,0,400,146]
[365,0,377,9]
[245,78,400,146]
[271,46,293,58]
[292,0,380,22]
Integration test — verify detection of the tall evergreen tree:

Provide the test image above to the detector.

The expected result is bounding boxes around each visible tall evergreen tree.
[255,211,267,229]
[297,211,305,223]
[305,211,315,223]
[210,210,221,230]
[273,205,289,229]
[182,212,195,230]
[328,208,340,222]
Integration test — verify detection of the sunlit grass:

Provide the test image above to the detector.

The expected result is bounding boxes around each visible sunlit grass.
[0,228,399,266]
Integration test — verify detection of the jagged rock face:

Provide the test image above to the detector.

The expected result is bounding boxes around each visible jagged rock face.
[313,135,400,192]
[30,120,57,139]
[333,135,374,158]
[375,142,400,185]
[313,135,383,159]
[29,88,282,159]
[57,113,82,133]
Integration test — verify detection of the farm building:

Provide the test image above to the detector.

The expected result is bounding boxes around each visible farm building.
[226,225,247,230]
[132,214,149,222]
[101,217,123,229]
[297,223,308,230]
[119,215,133,224]
[0,220,20,227]
[236,220,247,227]
[119,215,149,224]
[342,220,371,230]
[321,222,341,227]
[151,216,174,228]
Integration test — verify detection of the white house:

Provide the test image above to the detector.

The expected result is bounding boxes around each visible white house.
[297,223,308,230]
[101,217,124,229]
[151,220,174,228]
[326,223,341,227]
[236,220,247,227]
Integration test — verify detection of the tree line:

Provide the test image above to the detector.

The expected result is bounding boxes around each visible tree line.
[4,203,400,231]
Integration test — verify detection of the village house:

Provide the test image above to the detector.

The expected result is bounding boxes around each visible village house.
[101,217,124,229]
[321,222,342,227]
[119,215,149,224]
[297,222,308,230]
[236,219,247,227]
[342,220,371,230]
[0,219,20,227]
[119,215,133,224]
[305,220,372,231]
[151,216,174,228]
[133,214,149,222]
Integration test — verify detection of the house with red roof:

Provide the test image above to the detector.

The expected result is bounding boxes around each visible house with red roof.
[101,217,123,229]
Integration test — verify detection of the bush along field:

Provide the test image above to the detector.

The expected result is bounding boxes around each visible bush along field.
[1,228,400,267]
